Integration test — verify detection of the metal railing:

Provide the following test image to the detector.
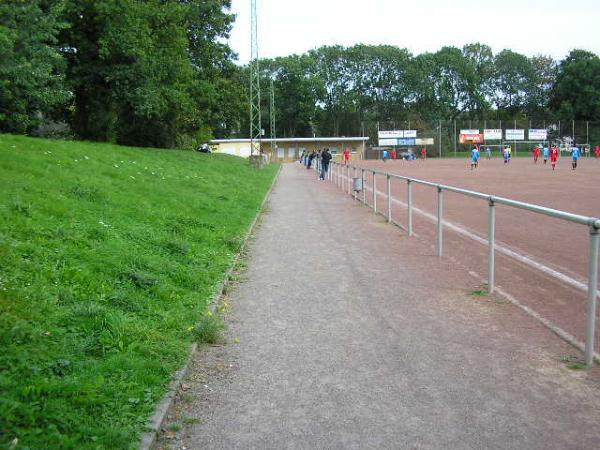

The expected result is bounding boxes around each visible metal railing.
[324,160,600,367]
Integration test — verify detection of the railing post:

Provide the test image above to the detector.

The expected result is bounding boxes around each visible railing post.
[335,163,338,186]
[387,174,391,223]
[353,167,358,200]
[361,169,366,204]
[343,166,350,193]
[407,180,413,236]
[373,171,377,213]
[437,186,443,257]
[585,225,600,367]
[488,199,496,294]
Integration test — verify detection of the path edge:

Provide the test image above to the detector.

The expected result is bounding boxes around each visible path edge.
[138,163,282,450]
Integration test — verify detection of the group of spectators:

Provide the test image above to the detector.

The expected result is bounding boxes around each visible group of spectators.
[300,148,332,180]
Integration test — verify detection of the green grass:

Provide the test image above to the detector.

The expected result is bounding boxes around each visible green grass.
[469,285,489,297]
[0,134,278,449]
[561,355,587,370]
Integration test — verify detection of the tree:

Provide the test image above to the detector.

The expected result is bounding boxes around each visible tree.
[413,47,478,120]
[59,0,238,148]
[551,49,600,120]
[462,43,494,113]
[528,55,556,116]
[0,0,70,133]
[492,49,535,114]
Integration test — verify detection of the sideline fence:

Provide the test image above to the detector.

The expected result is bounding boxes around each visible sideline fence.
[314,158,600,367]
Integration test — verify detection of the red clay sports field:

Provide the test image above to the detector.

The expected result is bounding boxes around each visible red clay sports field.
[335,155,600,354]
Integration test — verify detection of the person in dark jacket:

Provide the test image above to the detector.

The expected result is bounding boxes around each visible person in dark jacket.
[320,148,332,180]
[307,150,316,169]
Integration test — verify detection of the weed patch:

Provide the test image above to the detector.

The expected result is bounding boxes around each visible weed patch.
[469,284,489,297]
[561,355,586,370]
[193,312,226,344]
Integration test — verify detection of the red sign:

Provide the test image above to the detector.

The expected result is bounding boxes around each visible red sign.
[459,133,483,144]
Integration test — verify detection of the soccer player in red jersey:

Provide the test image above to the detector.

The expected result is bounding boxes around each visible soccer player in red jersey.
[533,146,540,163]
[343,148,350,165]
[550,146,559,170]
[421,147,427,160]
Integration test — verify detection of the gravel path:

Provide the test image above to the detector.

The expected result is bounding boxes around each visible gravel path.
[155,163,600,450]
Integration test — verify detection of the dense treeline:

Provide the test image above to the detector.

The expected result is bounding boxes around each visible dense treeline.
[1,1,599,147]
[260,45,600,139]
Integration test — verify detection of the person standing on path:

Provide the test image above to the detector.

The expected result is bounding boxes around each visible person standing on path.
[382,149,389,162]
[307,150,316,169]
[320,148,332,180]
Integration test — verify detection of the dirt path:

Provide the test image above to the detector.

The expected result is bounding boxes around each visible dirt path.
[154,163,600,450]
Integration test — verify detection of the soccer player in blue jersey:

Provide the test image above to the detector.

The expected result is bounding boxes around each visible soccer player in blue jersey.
[571,146,580,170]
[542,146,549,164]
[471,146,480,170]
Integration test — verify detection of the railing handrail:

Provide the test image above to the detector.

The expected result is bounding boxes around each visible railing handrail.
[337,161,600,229]
[327,159,599,366]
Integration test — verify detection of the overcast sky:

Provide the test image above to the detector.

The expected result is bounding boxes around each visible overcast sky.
[227,0,600,64]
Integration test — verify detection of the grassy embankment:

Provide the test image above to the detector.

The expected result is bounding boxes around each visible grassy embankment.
[0,135,278,449]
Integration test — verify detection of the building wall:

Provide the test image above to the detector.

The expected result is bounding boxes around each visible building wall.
[263,141,365,163]
[211,139,366,162]
[213,142,252,158]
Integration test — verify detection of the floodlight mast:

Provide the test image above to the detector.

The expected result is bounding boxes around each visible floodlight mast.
[270,78,276,154]
[249,0,262,156]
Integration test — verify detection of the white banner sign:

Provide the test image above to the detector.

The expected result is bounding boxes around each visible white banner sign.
[378,130,417,139]
[415,138,434,145]
[460,129,480,135]
[484,129,502,140]
[378,130,403,139]
[378,138,398,146]
[505,129,525,140]
[528,129,547,140]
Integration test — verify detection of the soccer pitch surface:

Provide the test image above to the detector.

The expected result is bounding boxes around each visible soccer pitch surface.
[347,156,600,353]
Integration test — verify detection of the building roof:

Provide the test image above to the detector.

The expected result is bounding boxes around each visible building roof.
[210,137,369,144]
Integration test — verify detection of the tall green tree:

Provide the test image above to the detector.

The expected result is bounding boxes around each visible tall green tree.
[551,49,600,120]
[528,54,556,116]
[61,0,196,147]
[0,0,69,133]
[461,43,494,113]
[60,0,238,147]
[492,49,535,114]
